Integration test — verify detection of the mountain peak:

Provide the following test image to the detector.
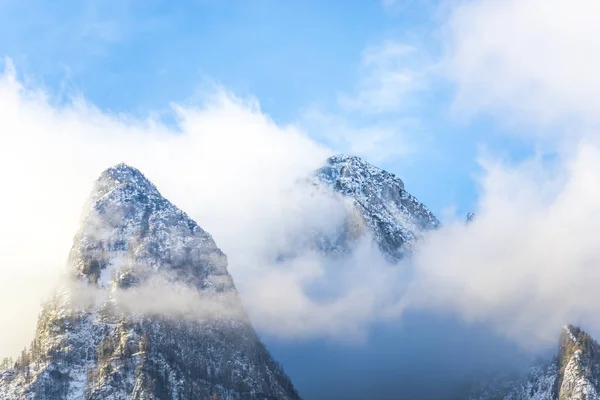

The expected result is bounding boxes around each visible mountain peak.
[2,166,300,400]
[323,154,405,191]
[72,164,227,290]
[562,324,582,344]
[97,163,161,198]
[558,324,596,352]
[554,325,600,399]
[328,153,369,164]
[315,154,439,262]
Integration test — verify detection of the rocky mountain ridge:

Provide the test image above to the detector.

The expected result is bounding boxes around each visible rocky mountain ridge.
[314,154,440,261]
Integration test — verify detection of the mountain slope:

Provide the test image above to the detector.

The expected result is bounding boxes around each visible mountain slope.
[314,154,439,261]
[471,325,600,400]
[0,164,299,400]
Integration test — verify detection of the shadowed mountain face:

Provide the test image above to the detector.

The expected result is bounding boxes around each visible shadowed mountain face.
[471,325,600,400]
[0,164,299,400]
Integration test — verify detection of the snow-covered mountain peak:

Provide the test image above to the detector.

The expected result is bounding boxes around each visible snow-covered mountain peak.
[314,154,439,261]
[1,165,300,400]
[318,154,405,195]
[71,164,229,292]
[94,163,161,201]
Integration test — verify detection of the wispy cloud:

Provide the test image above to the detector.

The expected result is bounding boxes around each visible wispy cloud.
[443,0,600,130]
[406,0,600,348]
[339,41,429,115]
[302,39,433,164]
[302,107,415,163]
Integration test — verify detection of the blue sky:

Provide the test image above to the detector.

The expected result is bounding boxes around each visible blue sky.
[0,0,536,219]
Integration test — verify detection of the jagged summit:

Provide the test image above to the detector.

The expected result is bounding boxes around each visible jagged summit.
[71,163,224,291]
[561,325,581,346]
[554,325,600,400]
[100,163,153,188]
[319,154,406,193]
[561,325,592,344]
[314,154,439,261]
[93,163,162,202]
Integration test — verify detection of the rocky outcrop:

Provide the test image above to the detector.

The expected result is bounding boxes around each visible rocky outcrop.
[554,325,600,400]
[314,154,439,262]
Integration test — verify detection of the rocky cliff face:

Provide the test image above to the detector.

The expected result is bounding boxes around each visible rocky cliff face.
[0,164,299,400]
[314,154,439,262]
[554,325,600,400]
[471,325,600,400]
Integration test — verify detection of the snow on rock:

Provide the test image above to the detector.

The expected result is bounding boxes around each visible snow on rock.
[314,154,439,262]
[555,325,600,400]
[560,350,599,400]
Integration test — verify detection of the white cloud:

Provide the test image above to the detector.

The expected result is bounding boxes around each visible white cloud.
[302,39,430,163]
[404,0,600,348]
[302,107,414,164]
[340,41,429,115]
[409,142,600,347]
[0,64,409,358]
[443,0,600,130]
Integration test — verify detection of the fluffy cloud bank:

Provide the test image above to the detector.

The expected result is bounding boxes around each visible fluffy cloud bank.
[0,62,408,358]
[410,144,600,347]
[443,0,600,131]
[406,0,600,348]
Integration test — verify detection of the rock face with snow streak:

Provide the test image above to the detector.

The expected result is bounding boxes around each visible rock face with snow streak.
[555,325,600,400]
[314,154,439,261]
[471,325,600,400]
[0,164,299,400]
